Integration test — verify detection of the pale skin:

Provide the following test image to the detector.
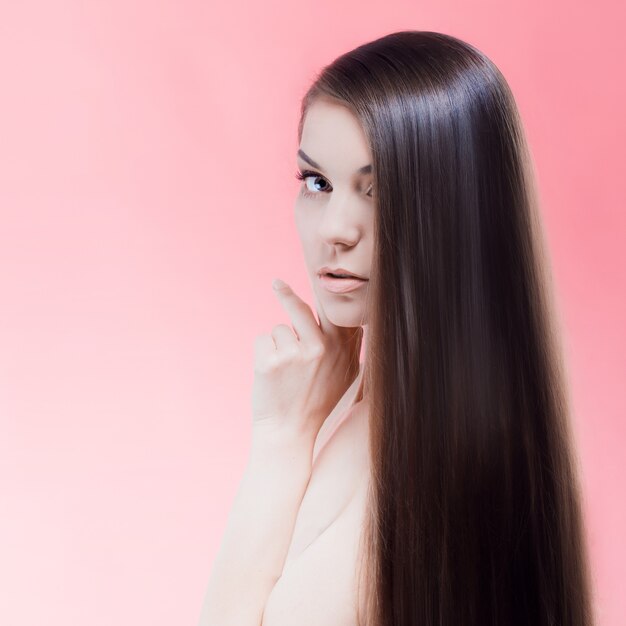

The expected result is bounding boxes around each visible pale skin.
[198,98,375,626]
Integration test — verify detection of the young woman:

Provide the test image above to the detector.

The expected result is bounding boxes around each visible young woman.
[200,30,594,626]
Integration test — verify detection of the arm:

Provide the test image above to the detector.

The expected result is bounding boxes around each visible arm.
[198,425,314,626]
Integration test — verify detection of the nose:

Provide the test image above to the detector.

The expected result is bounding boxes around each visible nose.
[317,191,362,248]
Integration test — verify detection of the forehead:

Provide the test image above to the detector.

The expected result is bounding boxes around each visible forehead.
[299,99,372,173]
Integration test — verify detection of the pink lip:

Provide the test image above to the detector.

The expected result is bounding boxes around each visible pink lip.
[318,266,368,280]
[318,274,368,294]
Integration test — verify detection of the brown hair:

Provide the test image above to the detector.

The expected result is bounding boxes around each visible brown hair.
[297,30,594,625]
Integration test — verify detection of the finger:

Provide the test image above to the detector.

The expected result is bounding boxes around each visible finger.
[254,333,277,364]
[272,278,323,346]
[311,283,340,338]
[271,323,299,351]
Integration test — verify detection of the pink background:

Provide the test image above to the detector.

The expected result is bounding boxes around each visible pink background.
[0,2,624,624]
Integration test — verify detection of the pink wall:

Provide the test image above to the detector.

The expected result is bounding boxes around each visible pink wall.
[0,2,623,624]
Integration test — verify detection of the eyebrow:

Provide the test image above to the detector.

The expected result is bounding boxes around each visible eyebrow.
[297,149,372,175]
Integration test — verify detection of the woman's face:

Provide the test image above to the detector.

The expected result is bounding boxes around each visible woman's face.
[295,98,374,329]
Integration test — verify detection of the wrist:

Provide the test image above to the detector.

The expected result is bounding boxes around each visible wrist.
[249,421,315,474]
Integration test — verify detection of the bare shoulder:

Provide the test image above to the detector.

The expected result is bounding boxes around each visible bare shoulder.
[261,398,371,626]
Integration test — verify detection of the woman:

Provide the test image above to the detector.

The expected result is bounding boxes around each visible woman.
[200,30,594,625]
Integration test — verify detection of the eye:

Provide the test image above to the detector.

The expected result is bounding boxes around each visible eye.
[295,169,332,199]
[295,169,374,200]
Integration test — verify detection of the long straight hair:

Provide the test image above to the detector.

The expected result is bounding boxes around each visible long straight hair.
[297,31,594,625]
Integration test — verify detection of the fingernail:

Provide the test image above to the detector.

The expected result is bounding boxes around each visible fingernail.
[272,278,287,290]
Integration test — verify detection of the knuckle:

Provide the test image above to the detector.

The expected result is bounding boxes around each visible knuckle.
[305,342,325,360]
[277,345,299,363]
[272,323,291,334]
[255,352,278,374]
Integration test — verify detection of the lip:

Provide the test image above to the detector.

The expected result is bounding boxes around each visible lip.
[318,266,368,280]
[318,273,368,294]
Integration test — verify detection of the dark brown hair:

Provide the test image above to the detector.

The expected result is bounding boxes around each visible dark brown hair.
[297,31,594,625]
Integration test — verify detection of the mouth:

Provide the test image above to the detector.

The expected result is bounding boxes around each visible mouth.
[318,273,368,294]
[325,272,362,279]
[318,266,369,281]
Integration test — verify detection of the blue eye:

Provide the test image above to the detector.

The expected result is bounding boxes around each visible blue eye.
[294,169,332,199]
[295,169,374,199]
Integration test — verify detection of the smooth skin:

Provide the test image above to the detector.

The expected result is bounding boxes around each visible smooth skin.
[198,98,375,625]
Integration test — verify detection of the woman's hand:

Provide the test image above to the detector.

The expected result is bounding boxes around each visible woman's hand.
[250,278,363,447]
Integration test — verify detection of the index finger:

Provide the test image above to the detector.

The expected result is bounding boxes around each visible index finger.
[272,278,325,346]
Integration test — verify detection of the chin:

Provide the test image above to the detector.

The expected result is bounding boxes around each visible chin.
[317,295,368,328]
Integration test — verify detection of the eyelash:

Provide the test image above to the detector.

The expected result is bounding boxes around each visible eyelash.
[295,169,373,200]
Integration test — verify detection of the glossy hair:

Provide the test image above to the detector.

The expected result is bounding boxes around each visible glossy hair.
[297,31,594,625]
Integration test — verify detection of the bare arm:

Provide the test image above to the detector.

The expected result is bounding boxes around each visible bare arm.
[198,426,314,626]
[198,276,363,624]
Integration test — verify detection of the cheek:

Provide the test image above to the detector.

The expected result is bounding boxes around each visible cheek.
[294,206,318,243]
[294,210,317,263]
[294,201,311,226]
